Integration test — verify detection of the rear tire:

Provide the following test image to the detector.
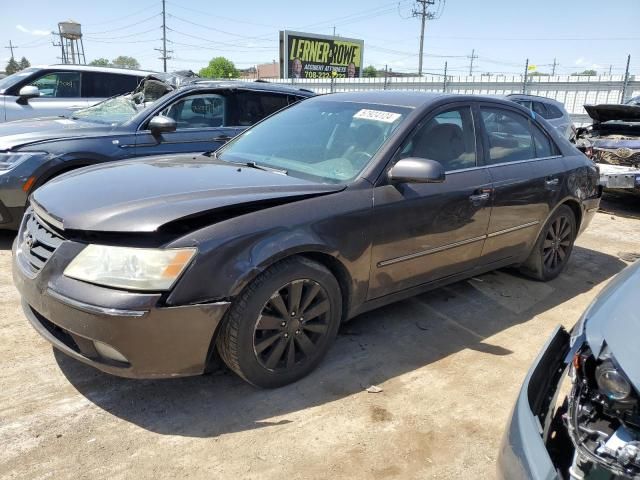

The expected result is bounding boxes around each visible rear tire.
[520,205,576,281]
[217,256,342,388]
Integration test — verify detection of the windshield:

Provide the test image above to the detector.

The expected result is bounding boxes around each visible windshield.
[0,67,39,93]
[218,100,411,183]
[72,94,142,125]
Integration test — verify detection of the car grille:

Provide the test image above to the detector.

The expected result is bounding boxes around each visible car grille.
[595,149,640,168]
[18,210,65,274]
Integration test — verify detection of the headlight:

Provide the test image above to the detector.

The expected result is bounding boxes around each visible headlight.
[0,151,47,171]
[596,359,632,401]
[64,245,196,291]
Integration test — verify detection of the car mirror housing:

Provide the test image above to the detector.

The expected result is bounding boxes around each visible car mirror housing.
[149,115,177,135]
[17,86,40,103]
[388,157,446,184]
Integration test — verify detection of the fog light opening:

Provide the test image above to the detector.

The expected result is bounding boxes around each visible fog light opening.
[93,341,128,363]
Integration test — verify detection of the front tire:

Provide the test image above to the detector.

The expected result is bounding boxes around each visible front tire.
[520,205,577,281]
[217,256,342,388]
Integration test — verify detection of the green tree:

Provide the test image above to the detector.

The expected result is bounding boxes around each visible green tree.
[18,57,30,70]
[571,69,597,76]
[89,58,111,67]
[111,56,140,70]
[5,57,20,75]
[528,71,550,77]
[363,65,377,78]
[199,57,239,79]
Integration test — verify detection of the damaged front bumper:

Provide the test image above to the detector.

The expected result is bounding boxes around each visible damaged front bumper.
[498,326,573,480]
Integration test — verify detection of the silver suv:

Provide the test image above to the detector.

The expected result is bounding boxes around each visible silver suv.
[0,65,152,122]
[507,94,575,140]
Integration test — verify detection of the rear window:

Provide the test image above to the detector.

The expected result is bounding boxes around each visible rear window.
[544,103,564,119]
[232,91,290,126]
[81,72,141,98]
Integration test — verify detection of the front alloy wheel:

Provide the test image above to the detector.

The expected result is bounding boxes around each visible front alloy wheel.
[217,256,341,388]
[254,279,331,372]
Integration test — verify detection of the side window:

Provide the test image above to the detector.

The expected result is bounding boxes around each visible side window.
[515,100,532,110]
[160,93,226,129]
[82,72,139,98]
[531,124,554,158]
[30,72,80,98]
[480,107,535,164]
[545,104,564,119]
[393,106,477,171]
[233,92,290,126]
[532,101,549,118]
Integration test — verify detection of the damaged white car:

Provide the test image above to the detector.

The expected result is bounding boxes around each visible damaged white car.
[575,104,640,194]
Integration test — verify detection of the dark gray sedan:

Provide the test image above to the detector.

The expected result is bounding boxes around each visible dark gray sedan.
[13,91,601,388]
[498,260,640,479]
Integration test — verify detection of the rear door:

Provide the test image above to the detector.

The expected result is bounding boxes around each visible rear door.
[368,103,493,299]
[5,70,86,121]
[81,71,141,106]
[477,103,565,264]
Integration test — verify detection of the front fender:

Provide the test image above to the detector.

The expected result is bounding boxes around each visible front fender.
[165,187,374,311]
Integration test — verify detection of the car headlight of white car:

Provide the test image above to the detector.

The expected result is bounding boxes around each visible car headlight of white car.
[64,245,197,291]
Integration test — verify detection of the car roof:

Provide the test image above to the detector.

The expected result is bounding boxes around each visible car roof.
[306,90,523,109]
[177,79,315,96]
[34,64,155,77]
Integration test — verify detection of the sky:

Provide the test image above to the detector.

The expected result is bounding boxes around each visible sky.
[2,0,639,76]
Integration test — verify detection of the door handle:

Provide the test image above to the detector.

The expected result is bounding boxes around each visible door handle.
[469,188,492,204]
[545,177,559,186]
[212,135,232,143]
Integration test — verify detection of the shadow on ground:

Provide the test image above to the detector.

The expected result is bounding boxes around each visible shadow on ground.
[55,245,626,438]
[0,231,15,250]
[599,191,640,220]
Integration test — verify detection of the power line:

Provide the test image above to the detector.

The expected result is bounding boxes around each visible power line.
[84,14,161,35]
[412,0,446,76]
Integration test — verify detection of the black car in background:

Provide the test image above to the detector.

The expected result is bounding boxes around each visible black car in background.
[0,79,313,229]
[13,91,601,388]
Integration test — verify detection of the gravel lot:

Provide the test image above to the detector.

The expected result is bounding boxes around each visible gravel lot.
[1,194,639,480]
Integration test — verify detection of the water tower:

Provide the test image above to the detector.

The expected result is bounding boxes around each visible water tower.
[57,20,86,64]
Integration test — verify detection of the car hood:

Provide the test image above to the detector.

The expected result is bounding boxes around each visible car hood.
[584,104,640,123]
[0,117,113,151]
[584,260,640,391]
[32,154,345,233]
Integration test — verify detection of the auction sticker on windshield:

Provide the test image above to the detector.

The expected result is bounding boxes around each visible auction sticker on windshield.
[354,109,402,123]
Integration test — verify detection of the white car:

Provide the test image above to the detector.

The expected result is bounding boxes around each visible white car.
[0,65,153,122]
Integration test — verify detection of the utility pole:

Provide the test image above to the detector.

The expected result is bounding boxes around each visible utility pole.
[5,40,15,59]
[468,48,478,76]
[443,61,448,92]
[608,64,612,76]
[620,54,631,103]
[522,58,529,94]
[551,58,558,76]
[159,0,169,72]
[412,0,435,76]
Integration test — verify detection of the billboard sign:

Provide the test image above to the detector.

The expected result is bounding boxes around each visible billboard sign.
[279,30,364,79]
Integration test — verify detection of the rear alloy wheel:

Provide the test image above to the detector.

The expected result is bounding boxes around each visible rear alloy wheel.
[521,204,576,281]
[217,256,341,388]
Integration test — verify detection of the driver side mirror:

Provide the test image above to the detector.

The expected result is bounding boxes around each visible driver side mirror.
[388,157,446,184]
[17,85,40,104]
[149,115,177,135]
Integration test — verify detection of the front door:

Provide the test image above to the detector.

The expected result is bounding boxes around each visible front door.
[5,71,87,121]
[135,92,239,157]
[476,104,565,264]
[368,104,493,300]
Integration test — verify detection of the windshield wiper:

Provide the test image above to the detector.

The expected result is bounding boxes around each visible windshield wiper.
[242,161,288,175]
